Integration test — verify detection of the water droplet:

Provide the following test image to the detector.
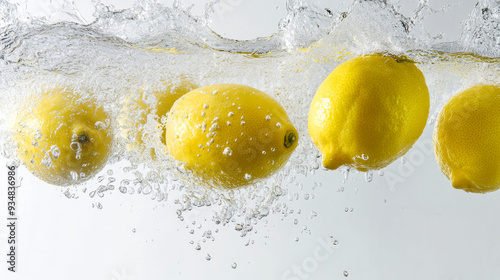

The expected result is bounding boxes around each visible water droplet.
[195,244,201,250]
[240,121,245,125]
[343,270,349,277]
[244,174,252,180]
[132,228,136,233]
[206,254,211,261]
[119,186,127,194]
[378,170,385,176]
[265,115,271,120]
[293,219,298,225]
[276,122,282,128]
[201,111,206,117]
[295,237,299,242]
[262,151,266,155]
[228,112,234,117]
[401,156,407,164]
[212,90,219,95]
[203,104,209,109]
[223,147,233,156]
[96,202,103,209]
[227,121,232,126]
[333,240,339,245]
[107,169,113,176]
[231,263,237,269]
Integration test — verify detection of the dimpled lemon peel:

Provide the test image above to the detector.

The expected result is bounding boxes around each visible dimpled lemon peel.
[308,54,430,171]
[165,84,299,189]
[433,85,500,193]
[15,88,113,186]
[119,78,198,157]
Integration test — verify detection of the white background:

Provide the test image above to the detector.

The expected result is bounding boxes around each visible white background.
[2,1,500,280]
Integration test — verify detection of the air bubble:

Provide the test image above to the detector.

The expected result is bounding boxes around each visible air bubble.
[95,121,107,130]
[365,170,373,182]
[223,147,233,156]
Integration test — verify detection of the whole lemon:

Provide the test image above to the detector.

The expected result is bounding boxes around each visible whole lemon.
[433,85,500,193]
[165,84,298,189]
[15,88,113,186]
[119,79,197,156]
[308,54,429,171]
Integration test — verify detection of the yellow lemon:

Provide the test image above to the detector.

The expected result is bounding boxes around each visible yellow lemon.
[15,88,113,186]
[165,84,298,189]
[119,79,197,157]
[433,85,500,193]
[308,54,429,171]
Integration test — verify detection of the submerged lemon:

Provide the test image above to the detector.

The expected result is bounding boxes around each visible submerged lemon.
[15,88,113,186]
[165,84,298,188]
[119,79,197,157]
[433,85,500,193]
[308,54,429,171]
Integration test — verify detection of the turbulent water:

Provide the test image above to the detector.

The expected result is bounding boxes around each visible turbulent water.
[0,0,499,238]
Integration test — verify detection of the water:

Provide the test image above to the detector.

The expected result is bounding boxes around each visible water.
[0,1,499,276]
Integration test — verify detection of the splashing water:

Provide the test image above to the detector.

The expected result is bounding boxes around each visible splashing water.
[0,0,499,242]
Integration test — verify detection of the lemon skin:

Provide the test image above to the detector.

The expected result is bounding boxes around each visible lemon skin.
[15,88,113,186]
[165,84,298,189]
[119,79,197,156]
[433,85,500,193]
[308,55,430,171]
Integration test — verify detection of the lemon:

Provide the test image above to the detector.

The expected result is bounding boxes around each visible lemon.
[119,79,197,157]
[433,85,500,193]
[165,84,298,188]
[15,88,113,186]
[308,54,429,171]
